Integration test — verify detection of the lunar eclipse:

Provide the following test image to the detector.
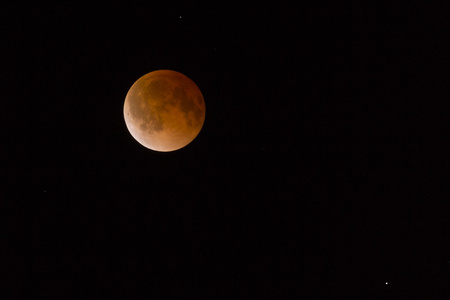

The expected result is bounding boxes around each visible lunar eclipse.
[123,70,206,151]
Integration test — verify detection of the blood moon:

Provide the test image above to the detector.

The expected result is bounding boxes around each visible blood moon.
[123,70,205,152]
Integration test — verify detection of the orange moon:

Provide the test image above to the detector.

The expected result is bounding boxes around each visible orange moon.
[123,70,206,152]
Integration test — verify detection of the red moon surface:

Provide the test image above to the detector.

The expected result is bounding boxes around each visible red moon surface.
[123,70,206,152]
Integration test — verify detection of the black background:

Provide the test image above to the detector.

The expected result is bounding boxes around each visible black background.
[2,2,450,298]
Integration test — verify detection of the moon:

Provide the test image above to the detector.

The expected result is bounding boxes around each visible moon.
[123,70,206,152]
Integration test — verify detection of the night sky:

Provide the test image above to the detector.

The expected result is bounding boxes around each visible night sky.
[2,2,450,298]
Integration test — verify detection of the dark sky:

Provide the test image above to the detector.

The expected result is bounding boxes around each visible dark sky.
[2,2,450,298]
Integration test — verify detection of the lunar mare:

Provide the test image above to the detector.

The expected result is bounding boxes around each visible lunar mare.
[123,70,205,151]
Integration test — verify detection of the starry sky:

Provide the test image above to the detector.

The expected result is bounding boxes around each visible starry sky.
[2,2,450,298]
